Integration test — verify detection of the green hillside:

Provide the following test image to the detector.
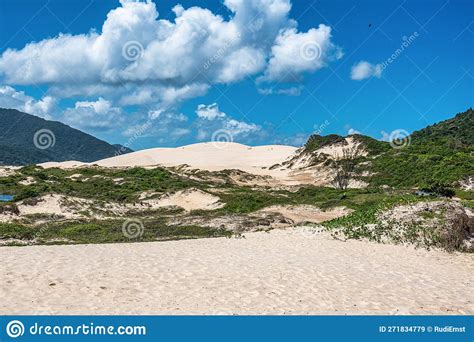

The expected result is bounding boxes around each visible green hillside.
[368,108,473,188]
[302,108,473,188]
[0,108,131,165]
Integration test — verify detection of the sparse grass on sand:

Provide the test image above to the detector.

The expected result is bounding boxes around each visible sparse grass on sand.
[1,166,472,251]
[0,220,231,246]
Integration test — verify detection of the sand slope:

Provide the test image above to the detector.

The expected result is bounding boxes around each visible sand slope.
[41,143,297,172]
[38,142,372,187]
[1,228,472,315]
[96,143,297,169]
[151,188,223,211]
[39,143,304,184]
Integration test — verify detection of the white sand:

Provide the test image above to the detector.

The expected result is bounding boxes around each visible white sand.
[287,137,365,170]
[40,143,297,174]
[316,137,367,159]
[0,190,223,223]
[94,143,297,170]
[17,194,89,219]
[0,166,20,179]
[37,141,372,187]
[39,143,300,183]
[1,228,472,315]
[18,176,36,185]
[152,188,223,211]
[40,160,85,168]
[260,205,352,224]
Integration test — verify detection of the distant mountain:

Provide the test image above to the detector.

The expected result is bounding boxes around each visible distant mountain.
[0,108,131,165]
[294,108,473,188]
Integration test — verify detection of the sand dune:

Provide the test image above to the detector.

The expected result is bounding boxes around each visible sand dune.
[260,205,352,224]
[1,228,472,315]
[97,142,297,170]
[41,142,297,172]
[39,143,305,184]
[38,142,371,187]
[40,160,85,168]
[150,188,223,211]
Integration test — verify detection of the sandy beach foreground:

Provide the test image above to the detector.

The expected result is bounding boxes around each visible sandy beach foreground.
[1,228,473,315]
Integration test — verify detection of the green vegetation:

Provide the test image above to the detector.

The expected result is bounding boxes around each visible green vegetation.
[2,172,432,246]
[0,223,37,240]
[411,108,473,148]
[324,195,419,233]
[217,186,415,214]
[366,109,473,188]
[351,134,391,155]
[0,219,231,246]
[298,109,473,188]
[303,134,346,153]
[367,145,472,188]
[323,195,472,252]
[0,166,200,202]
[0,108,472,249]
[420,180,455,198]
[218,188,288,214]
[0,108,132,165]
[3,164,422,215]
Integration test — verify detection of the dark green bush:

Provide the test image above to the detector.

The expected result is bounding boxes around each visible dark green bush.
[421,180,456,198]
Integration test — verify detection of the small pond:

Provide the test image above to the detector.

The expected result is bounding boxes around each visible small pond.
[0,195,14,202]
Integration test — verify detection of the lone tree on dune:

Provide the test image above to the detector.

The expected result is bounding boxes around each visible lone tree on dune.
[332,146,362,190]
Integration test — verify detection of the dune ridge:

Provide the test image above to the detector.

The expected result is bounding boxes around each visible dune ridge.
[41,142,298,170]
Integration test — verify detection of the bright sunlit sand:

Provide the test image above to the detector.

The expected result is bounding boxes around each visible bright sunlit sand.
[1,228,472,315]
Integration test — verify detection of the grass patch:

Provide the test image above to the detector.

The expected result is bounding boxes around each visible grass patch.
[0,219,232,246]
[0,223,36,240]
[323,194,420,238]
[216,186,419,215]
[1,166,203,203]
[218,188,289,214]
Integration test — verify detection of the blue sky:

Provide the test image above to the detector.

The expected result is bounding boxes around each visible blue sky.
[0,0,472,150]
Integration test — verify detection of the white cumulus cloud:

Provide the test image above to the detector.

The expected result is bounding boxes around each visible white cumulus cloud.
[347,128,362,135]
[261,25,343,82]
[196,103,227,120]
[0,0,342,112]
[0,85,56,119]
[122,110,190,145]
[195,103,260,140]
[62,97,124,131]
[350,61,383,80]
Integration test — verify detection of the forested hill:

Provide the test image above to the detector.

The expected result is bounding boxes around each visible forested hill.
[0,108,131,165]
[299,108,473,188]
